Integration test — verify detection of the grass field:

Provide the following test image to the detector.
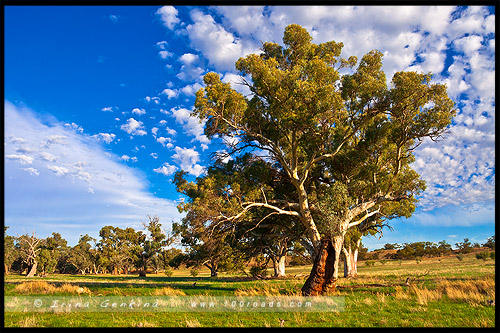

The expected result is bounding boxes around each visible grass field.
[3,252,495,327]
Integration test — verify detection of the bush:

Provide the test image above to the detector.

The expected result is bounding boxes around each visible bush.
[415,256,422,264]
[190,268,199,277]
[456,253,464,261]
[379,259,387,265]
[164,267,173,277]
[490,251,495,260]
[475,251,490,261]
[249,265,267,277]
[365,260,375,267]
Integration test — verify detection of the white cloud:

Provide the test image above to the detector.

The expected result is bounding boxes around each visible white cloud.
[22,167,40,176]
[144,96,160,104]
[121,155,130,161]
[157,136,173,147]
[176,53,205,82]
[180,82,203,96]
[172,146,204,177]
[101,106,115,112]
[170,107,210,144]
[159,50,174,59]
[44,135,67,148]
[179,53,199,65]
[64,122,84,133]
[132,108,146,116]
[120,118,147,136]
[5,154,34,165]
[153,163,178,176]
[185,9,259,71]
[39,152,58,162]
[155,6,180,30]
[91,133,116,144]
[166,127,177,136]
[150,153,158,159]
[161,88,179,99]
[156,41,168,50]
[47,165,70,176]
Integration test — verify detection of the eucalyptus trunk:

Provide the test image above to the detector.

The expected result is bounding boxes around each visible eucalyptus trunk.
[26,262,37,278]
[272,254,287,277]
[343,240,360,278]
[301,233,345,296]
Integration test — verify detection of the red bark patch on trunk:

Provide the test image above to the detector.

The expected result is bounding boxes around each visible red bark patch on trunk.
[301,238,337,296]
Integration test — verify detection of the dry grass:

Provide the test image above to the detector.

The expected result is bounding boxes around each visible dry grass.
[134,321,157,327]
[234,285,281,296]
[152,287,186,296]
[17,315,39,327]
[437,277,495,305]
[58,283,91,295]
[14,281,90,295]
[393,285,410,300]
[14,281,57,294]
[402,277,495,305]
[410,285,442,305]
[185,318,201,327]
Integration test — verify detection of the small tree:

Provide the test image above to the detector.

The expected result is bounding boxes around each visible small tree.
[136,216,171,277]
[475,251,490,261]
[482,236,495,250]
[18,232,42,277]
[455,238,473,254]
[456,253,464,261]
[190,268,199,277]
[68,235,96,275]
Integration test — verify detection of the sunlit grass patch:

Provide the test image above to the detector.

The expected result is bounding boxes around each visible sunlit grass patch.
[410,285,442,305]
[234,285,281,296]
[152,286,186,296]
[58,283,92,295]
[14,281,57,294]
[14,281,91,295]
[17,315,39,327]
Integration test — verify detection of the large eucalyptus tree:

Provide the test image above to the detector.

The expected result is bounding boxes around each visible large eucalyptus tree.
[187,24,456,295]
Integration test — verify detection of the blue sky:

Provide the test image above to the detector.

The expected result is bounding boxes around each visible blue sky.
[4,5,495,250]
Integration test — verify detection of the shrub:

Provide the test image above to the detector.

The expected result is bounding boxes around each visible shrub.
[164,267,173,277]
[490,251,495,260]
[249,265,267,277]
[365,260,375,267]
[190,268,199,277]
[475,251,490,261]
[415,256,422,264]
[456,253,464,261]
[379,259,387,265]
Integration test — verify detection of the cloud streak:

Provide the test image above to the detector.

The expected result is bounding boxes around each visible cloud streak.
[4,101,182,245]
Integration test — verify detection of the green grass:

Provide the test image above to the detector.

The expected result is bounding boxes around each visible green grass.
[4,252,495,327]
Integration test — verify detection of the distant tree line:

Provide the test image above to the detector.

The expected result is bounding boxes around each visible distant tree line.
[366,236,495,260]
[3,216,181,277]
